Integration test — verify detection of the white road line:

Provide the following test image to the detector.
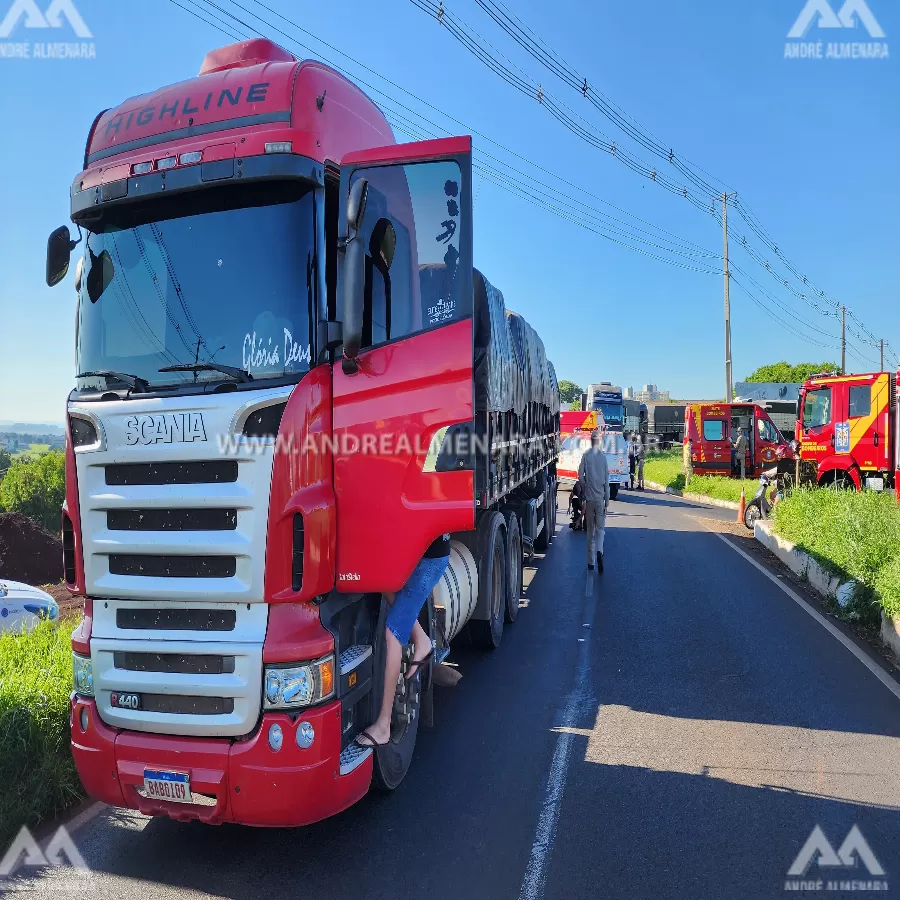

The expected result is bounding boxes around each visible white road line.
[711,530,900,704]
[64,801,106,835]
[518,572,596,900]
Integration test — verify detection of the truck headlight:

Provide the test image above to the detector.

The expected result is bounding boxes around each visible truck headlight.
[72,653,94,697]
[263,656,334,709]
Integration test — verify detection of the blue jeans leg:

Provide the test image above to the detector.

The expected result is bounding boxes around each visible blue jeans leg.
[386,556,449,645]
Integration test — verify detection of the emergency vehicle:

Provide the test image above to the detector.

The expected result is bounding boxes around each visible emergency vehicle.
[684,402,792,478]
[797,370,898,495]
[557,411,629,499]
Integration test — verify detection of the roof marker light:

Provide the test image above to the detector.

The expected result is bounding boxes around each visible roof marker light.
[265,142,292,154]
[179,151,202,165]
[132,162,153,175]
[156,156,177,170]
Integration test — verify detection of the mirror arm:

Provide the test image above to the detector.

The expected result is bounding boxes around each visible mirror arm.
[69,224,83,250]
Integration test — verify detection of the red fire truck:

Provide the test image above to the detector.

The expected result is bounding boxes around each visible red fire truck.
[796,370,898,496]
[46,39,560,826]
[684,402,793,478]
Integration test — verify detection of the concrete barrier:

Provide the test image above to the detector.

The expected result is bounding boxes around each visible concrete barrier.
[755,520,898,663]
[881,615,900,660]
[644,480,740,512]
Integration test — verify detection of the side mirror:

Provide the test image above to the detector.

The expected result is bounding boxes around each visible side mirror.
[46,226,74,287]
[340,178,369,375]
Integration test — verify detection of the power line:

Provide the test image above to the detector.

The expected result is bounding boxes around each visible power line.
[421,0,894,372]
[174,0,724,273]
[171,0,893,369]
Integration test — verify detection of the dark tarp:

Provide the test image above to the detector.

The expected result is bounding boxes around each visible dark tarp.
[473,268,558,414]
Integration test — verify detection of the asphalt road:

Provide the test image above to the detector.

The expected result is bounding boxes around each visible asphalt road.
[9,489,900,899]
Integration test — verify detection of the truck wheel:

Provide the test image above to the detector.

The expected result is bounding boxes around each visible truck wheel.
[469,511,507,649]
[502,511,523,624]
[371,600,430,791]
[610,484,619,501]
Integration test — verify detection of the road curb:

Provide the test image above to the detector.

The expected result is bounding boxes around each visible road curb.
[752,520,844,598]
[644,480,740,511]
[754,520,900,664]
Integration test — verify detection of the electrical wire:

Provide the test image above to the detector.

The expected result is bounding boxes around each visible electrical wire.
[418,0,895,371]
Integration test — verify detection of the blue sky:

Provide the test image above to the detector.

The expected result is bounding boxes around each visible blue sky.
[0,0,897,423]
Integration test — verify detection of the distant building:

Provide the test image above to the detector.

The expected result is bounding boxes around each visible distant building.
[625,384,670,403]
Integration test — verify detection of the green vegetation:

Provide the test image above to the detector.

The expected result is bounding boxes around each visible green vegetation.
[744,361,840,383]
[0,620,83,846]
[0,450,66,532]
[558,380,583,407]
[643,448,684,488]
[774,487,900,622]
[643,448,757,503]
[12,443,52,460]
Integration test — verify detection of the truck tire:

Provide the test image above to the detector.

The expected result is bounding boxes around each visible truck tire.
[502,510,523,624]
[469,511,507,649]
[610,484,619,501]
[371,598,431,791]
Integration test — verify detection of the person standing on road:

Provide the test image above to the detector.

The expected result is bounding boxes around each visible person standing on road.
[632,433,645,490]
[578,429,610,572]
[356,536,449,749]
[732,426,747,480]
[628,433,637,489]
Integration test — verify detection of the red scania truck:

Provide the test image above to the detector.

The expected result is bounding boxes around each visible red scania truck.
[796,370,899,496]
[46,39,560,826]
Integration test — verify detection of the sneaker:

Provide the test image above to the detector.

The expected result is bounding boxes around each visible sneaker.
[597,552,604,573]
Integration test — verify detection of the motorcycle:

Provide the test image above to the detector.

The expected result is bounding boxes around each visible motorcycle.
[743,466,783,530]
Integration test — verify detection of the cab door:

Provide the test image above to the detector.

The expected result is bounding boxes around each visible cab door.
[800,384,834,469]
[754,409,782,472]
[332,137,475,593]
[699,406,731,473]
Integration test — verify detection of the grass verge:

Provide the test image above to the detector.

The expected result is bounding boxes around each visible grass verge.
[0,620,83,846]
[773,487,900,623]
[643,448,757,504]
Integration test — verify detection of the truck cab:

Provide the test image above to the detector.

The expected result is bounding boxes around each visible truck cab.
[47,38,560,829]
[796,371,897,491]
[685,403,792,478]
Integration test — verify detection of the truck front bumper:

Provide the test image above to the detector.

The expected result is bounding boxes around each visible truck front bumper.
[70,696,372,826]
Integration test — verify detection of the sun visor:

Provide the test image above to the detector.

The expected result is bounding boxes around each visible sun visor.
[86,60,298,166]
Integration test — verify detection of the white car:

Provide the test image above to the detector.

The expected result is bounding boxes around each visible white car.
[0,580,60,634]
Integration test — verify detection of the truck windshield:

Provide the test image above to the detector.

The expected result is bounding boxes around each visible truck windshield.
[802,388,832,429]
[593,402,624,428]
[76,182,316,392]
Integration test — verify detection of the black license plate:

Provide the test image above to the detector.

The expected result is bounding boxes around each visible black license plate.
[111,691,141,710]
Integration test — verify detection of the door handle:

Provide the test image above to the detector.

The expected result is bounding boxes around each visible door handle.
[874,431,879,447]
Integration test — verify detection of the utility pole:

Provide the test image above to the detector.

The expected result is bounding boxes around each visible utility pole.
[841,305,846,375]
[721,192,737,402]
[880,338,884,372]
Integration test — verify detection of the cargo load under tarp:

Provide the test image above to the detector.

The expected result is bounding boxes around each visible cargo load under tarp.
[473,268,557,414]
[507,310,559,414]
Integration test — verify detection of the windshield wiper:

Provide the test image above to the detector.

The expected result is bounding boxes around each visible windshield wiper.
[158,362,253,383]
[78,370,150,393]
